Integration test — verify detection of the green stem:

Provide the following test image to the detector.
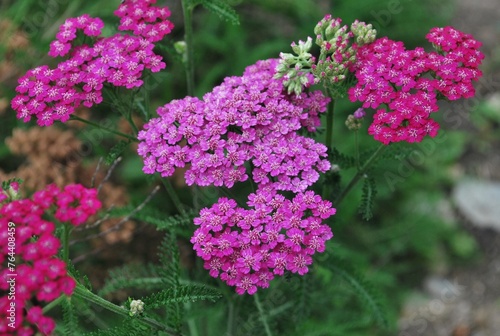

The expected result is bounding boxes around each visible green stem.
[354,130,360,170]
[254,293,273,336]
[126,113,139,135]
[185,302,199,336]
[160,178,186,215]
[42,294,65,314]
[72,284,180,335]
[334,143,386,206]
[325,98,336,149]
[181,0,195,97]
[181,0,200,211]
[69,115,138,142]
[226,300,235,336]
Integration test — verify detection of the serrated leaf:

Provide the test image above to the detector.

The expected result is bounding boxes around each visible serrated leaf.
[358,176,377,221]
[106,205,196,230]
[83,317,152,336]
[200,0,240,25]
[105,140,129,165]
[142,285,222,309]
[324,256,389,329]
[62,297,79,336]
[98,263,162,296]
[329,147,356,169]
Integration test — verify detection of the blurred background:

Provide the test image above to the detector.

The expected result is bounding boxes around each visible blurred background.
[1,0,499,335]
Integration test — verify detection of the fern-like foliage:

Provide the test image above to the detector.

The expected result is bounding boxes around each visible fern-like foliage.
[105,140,129,165]
[358,176,377,221]
[83,317,152,336]
[142,284,222,309]
[379,142,413,161]
[106,205,196,231]
[66,262,93,291]
[293,275,311,319]
[61,297,80,336]
[158,233,183,332]
[98,263,162,296]
[323,256,389,329]
[197,0,240,25]
[329,147,356,169]
[326,71,357,99]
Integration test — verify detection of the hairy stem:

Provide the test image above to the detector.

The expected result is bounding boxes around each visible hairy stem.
[335,143,386,206]
[42,294,65,314]
[254,293,273,336]
[355,130,360,170]
[181,0,195,97]
[69,115,138,142]
[72,284,180,335]
[160,178,186,215]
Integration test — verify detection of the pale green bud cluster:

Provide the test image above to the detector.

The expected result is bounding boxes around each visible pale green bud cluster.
[129,299,145,316]
[314,15,349,49]
[350,20,377,46]
[274,37,314,95]
[276,14,377,97]
[345,114,364,131]
[314,15,377,98]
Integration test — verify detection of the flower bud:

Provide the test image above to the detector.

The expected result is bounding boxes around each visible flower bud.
[345,114,363,131]
[129,299,145,316]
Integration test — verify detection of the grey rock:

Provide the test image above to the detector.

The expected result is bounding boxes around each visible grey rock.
[452,179,500,231]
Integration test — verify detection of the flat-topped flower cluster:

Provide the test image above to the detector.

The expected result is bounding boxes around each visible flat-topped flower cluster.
[191,189,334,294]
[349,26,484,144]
[0,183,101,335]
[138,59,331,193]
[11,0,173,126]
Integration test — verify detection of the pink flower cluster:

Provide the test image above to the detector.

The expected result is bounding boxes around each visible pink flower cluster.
[348,26,484,144]
[11,1,173,126]
[191,188,334,294]
[0,183,101,335]
[114,0,174,42]
[138,59,331,193]
[138,59,335,293]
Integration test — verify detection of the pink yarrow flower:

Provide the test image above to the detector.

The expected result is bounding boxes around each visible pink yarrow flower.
[138,59,331,193]
[348,26,483,145]
[11,1,173,126]
[0,182,101,335]
[191,188,335,294]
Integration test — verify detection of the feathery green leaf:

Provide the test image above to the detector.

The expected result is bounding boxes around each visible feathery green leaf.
[142,285,222,309]
[323,256,389,329]
[358,176,377,221]
[105,140,129,165]
[200,0,240,25]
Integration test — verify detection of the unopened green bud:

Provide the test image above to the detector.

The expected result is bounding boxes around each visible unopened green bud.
[174,41,186,55]
[345,114,363,131]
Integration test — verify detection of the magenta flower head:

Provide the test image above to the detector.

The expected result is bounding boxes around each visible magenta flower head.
[191,188,335,294]
[11,1,173,126]
[348,26,484,145]
[0,183,101,335]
